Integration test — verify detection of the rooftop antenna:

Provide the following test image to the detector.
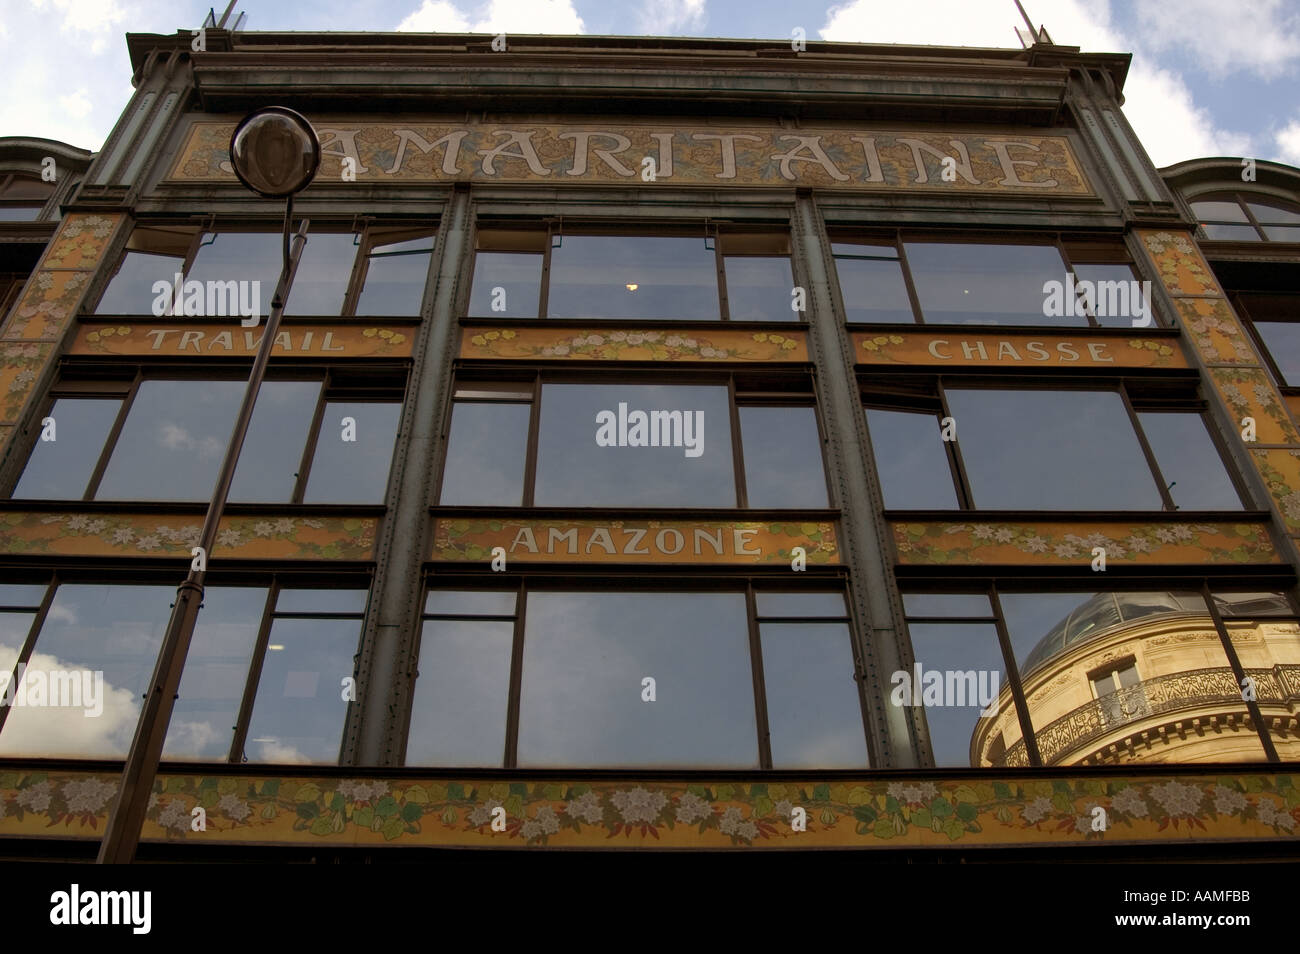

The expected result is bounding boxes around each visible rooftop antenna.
[1013,0,1054,47]
[215,0,248,31]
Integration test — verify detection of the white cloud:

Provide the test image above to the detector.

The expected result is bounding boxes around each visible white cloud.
[57,89,93,120]
[1135,0,1300,80]
[397,0,585,35]
[1276,120,1300,166]
[637,0,706,35]
[29,0,130,54]
[820,0,1254,168]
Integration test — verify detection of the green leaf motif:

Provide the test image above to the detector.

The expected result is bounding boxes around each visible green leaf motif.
[401,802,423,823]
[381,816,406,840]
[374,796,399,818]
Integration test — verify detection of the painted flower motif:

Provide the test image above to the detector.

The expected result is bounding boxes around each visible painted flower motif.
[1254,799,1293,829]
[971,524,995,539]
[718,805,747,835]
[626,334,645,345]
[752,333,768,343]
[390,334,406,345]
[1125,535,1153,553]
[253,521,275,537]
[1022,536,1049,553]
[17,781,53,813]
[1154,527,1179,543]
[737,820,759,840]
[666,335,683,347]
[699,347,717,357]
[1110,786,1149,818]
[467,799,503,828]
[533,804,560,835]
[1053,544,1078,559]
[773,799,793,819]
[520,819,543,840]
[470,334,486,346]
[553,344,569,356]
[217,528,243,549]
[993,528,1016,543]
[109,528,135,546]
[62,778,116,814]
[782,339,798,350]
[1149,780,1204,817]
[1020,796,1053,824]
[586,334,603,346]
[610,331,627,341]
[84,519,107,535]
[273,518,295,534]
[500,329,516,339]
[564,791,604,825]
[609,786,668,825]
[156,798,192,832]
[134,535,161,552]
[643,332,661,342]
[1212,786,1247,817]
[218,793,251,822]
[1074,813,1095,834]
[675,792,712,824]
[682,338,697,348]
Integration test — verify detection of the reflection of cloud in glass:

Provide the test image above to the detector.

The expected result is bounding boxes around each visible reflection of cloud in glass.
[407,620,513,766]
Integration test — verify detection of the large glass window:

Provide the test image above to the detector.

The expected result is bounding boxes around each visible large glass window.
[1192,193,1300,242]
[1234,293,1300,391]
[10,375,402,504]
[408,585,867,769]
[864,385,1242,511]
[353,232,435,316]
[467,228,797,321]
[439,377,829,509]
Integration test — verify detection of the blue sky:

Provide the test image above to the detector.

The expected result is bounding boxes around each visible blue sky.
[2,0,1298,170]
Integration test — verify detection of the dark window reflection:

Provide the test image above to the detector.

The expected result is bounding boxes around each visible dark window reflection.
[547,236,718,320]
[1253,322,1300,385]
[535,384,734,507]
[408,619,514,766]
[905,242,1078,325]
[303,401,400,503]
[229,380,320,503]
[96,379,244,501]
[755,591,846,617]
[865,408,958,509]
[164,586,266,761]
[283,233,359,315]
[904,621,1007,767]
[945,389,1161,510]
[13,398,120,499]
[94,251,185,315]
[517,592,757,767]
[739,406,827,508]
[439,402,530,505]
[761,622,868,768]
[1137,412,1242,510]
[0,584,173,758]
[468,252,542,317]
[243,602,364,763]
[724,256,795,321]
[1071,264,1145,328]
[355,236,434,316]
[187,232,281,319]
[832,244,915,323]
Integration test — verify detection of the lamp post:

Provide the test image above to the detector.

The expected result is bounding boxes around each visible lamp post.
[97,107,320,863]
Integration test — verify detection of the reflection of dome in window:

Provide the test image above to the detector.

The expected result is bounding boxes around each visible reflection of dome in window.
[1020,591,1290,675]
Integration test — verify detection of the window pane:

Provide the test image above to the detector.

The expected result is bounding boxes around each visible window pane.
[1246,200,1300,224]
[303,401,400,503]
[905,622,1009,767]
[754,591,846,618]
[1202,224,1258,240]
[468,252,542,317]
[832,247,914,323]
[406,620,513,766]
[229,380,320,503]
[187,232,280,320]
[275,588,368,615]
[0,584,173,758]
[1225,619,1300,760]
[96,380,244,501]
[284,233,358,316]
[518,592,757,767]
[13,398,120,499]
[904,242,1077,326]
[164,586,266,761]
[1213,591,1294,617]
[1001,591,1266,764]
[0,612,36,676]
[1253,322,1300,385]
[535,384,735,507]
[439,402,530,506]
[243,616,361,763]
[1071,264,1146,328]
[425,590,517,616]
[739,406,827,508]
[724,256,795,321]
[547,235,718,320]
[1262,226,1300,242]
[94,251,185,315]
[762,622,868,768]
[354,236,433,316]
[0,584,47,607]
[1190,200,1249,222]
[0,206,42,221]
[1137,412,1242,510]
[902,593,992,617]
[945,389,1161,509]
[865,408,958,509]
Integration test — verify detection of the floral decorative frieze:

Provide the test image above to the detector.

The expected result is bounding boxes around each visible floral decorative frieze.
[1210,366,1300,444]
[892,520,1278,566]
[0,342,52,421]
[1171,298,1258,365]
[432,517,837,565]
[1,769,1296,848]
[1139,230,1220,297]
[0,270,90,341]
[460,326,808,362]
[39,214,120,270]
[0,511,377,561]
[853,331,1183,369]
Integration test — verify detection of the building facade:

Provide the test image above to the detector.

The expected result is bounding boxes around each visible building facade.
[0,26,1298,859]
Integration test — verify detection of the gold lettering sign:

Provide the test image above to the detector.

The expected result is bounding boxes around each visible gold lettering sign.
[432,517,838,565]
[854,331,1185,369]
[69,322,415,358]
[169,122,1091,194]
